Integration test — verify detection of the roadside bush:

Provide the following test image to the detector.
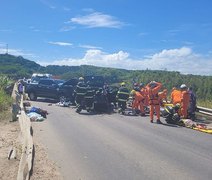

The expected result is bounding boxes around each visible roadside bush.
[0,75,13,90]
[0,89,12,112]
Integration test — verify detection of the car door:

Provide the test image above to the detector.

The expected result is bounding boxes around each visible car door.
[38,79,59,98]
[59,78,78,100]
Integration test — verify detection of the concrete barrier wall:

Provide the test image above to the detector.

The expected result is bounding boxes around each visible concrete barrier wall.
[12,83,34,180]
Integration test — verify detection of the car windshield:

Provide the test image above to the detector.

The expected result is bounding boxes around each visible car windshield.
[54,79,65,85]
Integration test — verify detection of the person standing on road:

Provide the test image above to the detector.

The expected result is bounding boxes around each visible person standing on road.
[180,84,190,119]
[140,83,149,110]
[158,89,168,106]
[171,87,181,105]
[188,87,197,120]
[75,77,87,113]
[17,80,23,94]
[131,90,145,116]
[146,81,162,124]
[116,82,130,114]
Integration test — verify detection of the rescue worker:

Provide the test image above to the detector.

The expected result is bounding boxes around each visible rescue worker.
[188,87,197,120]
[94,88,109,113]
[133,83,140,91]
[140,83,149,109]
[116,82,130,114]
[75,77,87,113]
[158,89,168,106]
[84,82,95,112]
[171,87,181,105]
[131,90,145,116]
[18,80,23,94]
[146,81,162,124]
[180,84,190,119]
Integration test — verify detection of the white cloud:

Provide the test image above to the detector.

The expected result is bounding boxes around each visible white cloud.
[40,0,56,9]
[29,26,41,32]
[79,44,102,49]
[63,7,70,11]
[70,12,125,28]
[138,32,148,37]
[48,41,73,46]
[59,26,76,32]
[151,47,192,59]
[38,47,212,75]
[0,29,12,32]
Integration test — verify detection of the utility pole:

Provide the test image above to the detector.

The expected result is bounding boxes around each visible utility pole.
[6,44,8,54]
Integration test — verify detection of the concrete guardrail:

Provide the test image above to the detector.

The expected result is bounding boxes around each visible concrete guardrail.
[12,83,34,180]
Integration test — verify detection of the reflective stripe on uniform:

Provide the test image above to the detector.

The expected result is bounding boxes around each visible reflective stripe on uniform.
[118,91,129,95]
[85,96,94,99]
[77,86,87,89]
[118,98,128,102]
[77,93,86,95]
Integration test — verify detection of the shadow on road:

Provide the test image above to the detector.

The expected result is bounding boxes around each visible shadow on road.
[36,98,58,104]
[162,123,182,128]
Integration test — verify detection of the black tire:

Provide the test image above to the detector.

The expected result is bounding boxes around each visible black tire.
[29,92,37,101]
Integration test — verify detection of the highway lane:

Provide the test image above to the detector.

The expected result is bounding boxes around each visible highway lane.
[31,100,212,180]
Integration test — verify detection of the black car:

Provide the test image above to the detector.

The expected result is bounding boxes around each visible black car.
[84,75,105,90]
[25,78,78,102]
[59,78,78,103]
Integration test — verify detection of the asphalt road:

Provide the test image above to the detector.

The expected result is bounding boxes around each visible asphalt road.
[31,100,212,180]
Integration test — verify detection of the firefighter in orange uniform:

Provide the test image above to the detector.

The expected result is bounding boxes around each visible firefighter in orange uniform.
[146,81,162,124]
[171,87,181,105]
[131,90,145,116]
[140,83,149,108]
[158,89,168,106]
[180,84,190,119]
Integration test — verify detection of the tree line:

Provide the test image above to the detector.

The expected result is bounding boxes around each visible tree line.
[0,54,212,105]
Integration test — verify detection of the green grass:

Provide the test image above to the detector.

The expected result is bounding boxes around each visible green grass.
[197,99,212,109]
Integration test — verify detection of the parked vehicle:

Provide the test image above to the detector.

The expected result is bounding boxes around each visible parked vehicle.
[59,78,78,103]
[84,75,105,90]
[25,78,78,102]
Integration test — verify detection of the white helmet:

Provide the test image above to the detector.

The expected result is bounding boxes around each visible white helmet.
[180,84,187,89]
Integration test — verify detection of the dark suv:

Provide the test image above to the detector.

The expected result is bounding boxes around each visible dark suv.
[25,78,78,102]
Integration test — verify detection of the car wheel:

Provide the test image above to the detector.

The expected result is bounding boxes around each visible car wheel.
[29,92,37,101]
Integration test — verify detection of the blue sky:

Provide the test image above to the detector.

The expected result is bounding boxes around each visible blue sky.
[0,0,212,75]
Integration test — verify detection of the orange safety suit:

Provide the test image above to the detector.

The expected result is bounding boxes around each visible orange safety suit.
[132,91,145,114]
[141,87,149,107]
[180,90,190,118]
[171,89,181,105]
[158,89,168,106]
[146,82,162,121]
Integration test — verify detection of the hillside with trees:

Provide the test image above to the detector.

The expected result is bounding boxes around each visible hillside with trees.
[0,54,41,78]
[0,54,212,107]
